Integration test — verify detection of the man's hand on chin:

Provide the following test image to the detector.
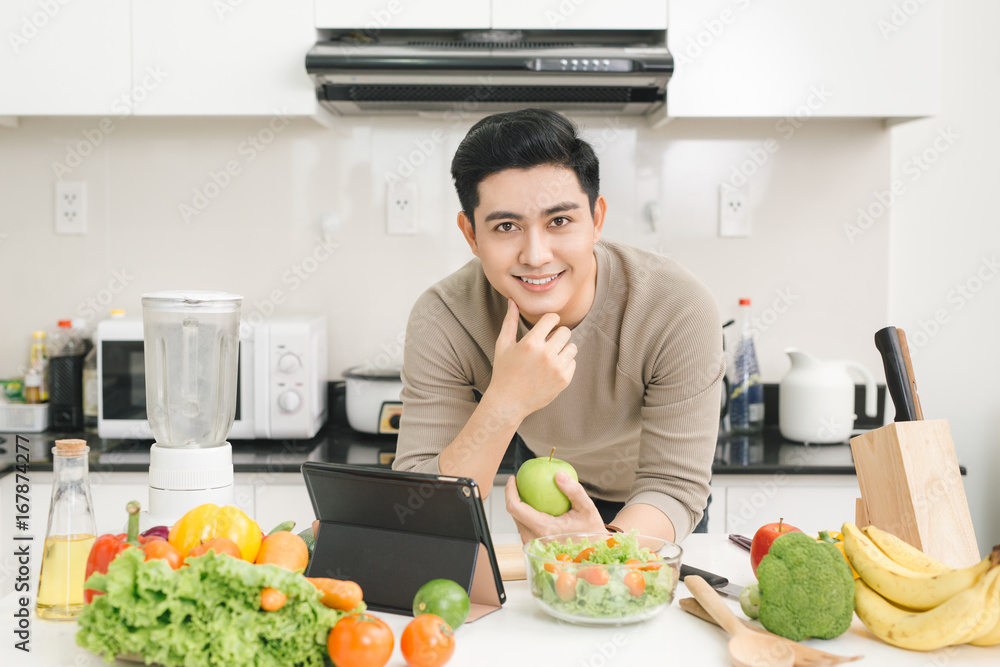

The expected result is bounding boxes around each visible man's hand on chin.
[504,472,606,543]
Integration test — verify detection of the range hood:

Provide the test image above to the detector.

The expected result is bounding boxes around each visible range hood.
[306,30,673,117]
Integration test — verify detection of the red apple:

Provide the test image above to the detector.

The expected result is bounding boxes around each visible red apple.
[750,518,802,577]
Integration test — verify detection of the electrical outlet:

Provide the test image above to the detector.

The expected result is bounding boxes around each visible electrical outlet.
[718,183,750,237]
[386,181,418,235]
[55,181,87,235]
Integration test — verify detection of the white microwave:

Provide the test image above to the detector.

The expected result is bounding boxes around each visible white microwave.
[96,315,328,441]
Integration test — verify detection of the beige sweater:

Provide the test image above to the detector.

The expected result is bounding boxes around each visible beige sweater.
[393,240,724,540]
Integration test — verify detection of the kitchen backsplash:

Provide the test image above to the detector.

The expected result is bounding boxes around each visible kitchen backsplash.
[0,115,890,383]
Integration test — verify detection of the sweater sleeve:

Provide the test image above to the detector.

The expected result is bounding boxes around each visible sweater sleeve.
[392,291,481,475]
[627,283,725,541]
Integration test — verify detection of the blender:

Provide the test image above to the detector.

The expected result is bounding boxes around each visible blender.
[141,291,242,529]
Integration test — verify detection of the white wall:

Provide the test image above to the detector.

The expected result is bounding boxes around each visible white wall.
[0,115,890,387]
[889,0,1000,551]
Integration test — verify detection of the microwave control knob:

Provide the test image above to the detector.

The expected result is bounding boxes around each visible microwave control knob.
[277,353,302,373]
[277,390,302,413]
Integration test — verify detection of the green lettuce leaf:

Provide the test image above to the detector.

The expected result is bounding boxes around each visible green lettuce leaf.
[77,548,357,666]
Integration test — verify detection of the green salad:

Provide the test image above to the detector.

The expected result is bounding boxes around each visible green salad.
[526,532,678,621]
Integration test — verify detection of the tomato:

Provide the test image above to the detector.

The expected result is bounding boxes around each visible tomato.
[544,562,561,574]
[574,547,596,563]
[142,537,183,569]
[606,537,619,548]
[624,570,646,597]
[555,553,573,563]
[579,568,610,586]
[640,556,663,571]
[188,537,241,559]
[327,613,394,667]
[401,614,455,667]
[555,572,577,601]
[624,558,642,569]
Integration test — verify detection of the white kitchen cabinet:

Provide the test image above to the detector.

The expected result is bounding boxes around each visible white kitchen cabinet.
[0,0,131,116]
[492,0,668,31]
[131,1,316,116]
[667,0,941,119]
[709,475,861,537]
[316,0,491,30]
[252,474,317,536]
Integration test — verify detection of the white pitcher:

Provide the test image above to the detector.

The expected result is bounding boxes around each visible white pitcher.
[779,348,878,444]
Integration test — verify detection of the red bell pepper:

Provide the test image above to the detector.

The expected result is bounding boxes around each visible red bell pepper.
[83,500,140,604]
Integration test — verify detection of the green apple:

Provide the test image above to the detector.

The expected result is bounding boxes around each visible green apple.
[515,455,579,516]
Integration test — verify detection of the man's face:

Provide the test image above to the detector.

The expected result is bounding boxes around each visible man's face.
[458,164,606,327]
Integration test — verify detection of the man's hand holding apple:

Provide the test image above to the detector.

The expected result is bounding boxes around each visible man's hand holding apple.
[505,469,606,543]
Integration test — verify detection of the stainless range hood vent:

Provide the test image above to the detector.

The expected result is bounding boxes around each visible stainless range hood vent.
[307,29,672,117]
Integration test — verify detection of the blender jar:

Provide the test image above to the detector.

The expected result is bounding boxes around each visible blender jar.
[142,291,242,448]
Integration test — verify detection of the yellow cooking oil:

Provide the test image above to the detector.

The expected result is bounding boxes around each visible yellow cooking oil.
[36,533,96,620]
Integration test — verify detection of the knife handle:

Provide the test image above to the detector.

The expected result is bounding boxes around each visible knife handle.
[680,563,729,589]
[874,326,917,422]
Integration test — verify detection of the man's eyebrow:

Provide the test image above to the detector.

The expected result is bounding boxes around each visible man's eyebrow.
[483,210,524,223]
[482,202,581,224]
[542,202,580,216]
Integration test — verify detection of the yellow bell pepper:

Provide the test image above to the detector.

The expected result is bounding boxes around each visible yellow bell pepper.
[168,504,262,563]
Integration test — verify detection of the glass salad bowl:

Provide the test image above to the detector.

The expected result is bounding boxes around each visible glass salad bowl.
[523,532,682,626]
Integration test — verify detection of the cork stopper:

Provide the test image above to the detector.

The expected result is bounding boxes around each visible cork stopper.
[54,439,88,457]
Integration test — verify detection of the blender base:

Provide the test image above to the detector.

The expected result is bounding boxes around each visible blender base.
[144,442,237,529]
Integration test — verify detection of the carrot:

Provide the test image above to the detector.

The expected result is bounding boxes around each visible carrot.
[306,577,364,611]
[255,531,309,612]
[260,587,287,611]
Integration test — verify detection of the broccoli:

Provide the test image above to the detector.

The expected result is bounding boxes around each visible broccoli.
[753,531,855,641]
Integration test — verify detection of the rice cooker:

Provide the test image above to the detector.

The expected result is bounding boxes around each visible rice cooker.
[343,366,403,434]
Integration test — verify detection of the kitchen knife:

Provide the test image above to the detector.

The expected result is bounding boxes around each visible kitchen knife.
[896,328,925,420]
[680,564,744,599]
[874,326,918,422]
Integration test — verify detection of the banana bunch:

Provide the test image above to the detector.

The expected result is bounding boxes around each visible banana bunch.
[842,522,1000,651]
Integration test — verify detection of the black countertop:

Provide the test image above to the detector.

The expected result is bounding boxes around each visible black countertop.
[0,382,918,480]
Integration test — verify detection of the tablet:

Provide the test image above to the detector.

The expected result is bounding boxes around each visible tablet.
[300,462,506,621]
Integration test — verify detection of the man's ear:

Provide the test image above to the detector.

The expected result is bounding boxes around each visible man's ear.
[592,195,607,243]
[457,211,480,257]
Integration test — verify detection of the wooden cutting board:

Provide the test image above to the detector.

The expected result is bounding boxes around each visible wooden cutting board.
[493,542,526,581]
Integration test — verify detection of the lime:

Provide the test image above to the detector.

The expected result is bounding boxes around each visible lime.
[412,579,470,629]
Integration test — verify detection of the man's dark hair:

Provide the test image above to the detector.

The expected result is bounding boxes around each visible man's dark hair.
[450,108,600,229]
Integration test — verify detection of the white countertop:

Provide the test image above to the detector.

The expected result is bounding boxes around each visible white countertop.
[2,534,997,666]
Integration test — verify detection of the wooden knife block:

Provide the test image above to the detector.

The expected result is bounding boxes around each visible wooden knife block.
[850,419,980,568]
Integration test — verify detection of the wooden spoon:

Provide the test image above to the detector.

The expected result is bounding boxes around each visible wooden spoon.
[686,575,795,667]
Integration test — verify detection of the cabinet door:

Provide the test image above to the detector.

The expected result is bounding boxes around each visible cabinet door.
[316,0,490,30]
[0,0,130,115]
[493,0,668,30]
[722,477,861,536]
[668,0,941,118]
[131,0,316,116]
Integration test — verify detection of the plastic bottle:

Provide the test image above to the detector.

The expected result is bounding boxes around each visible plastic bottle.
[24,368,42,404]
[29,330,49,402]
[37,438,97,620]
[49,320,86,430]
[728,298,764,434]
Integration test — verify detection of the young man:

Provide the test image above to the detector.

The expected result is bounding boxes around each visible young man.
[393,108,724,543]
